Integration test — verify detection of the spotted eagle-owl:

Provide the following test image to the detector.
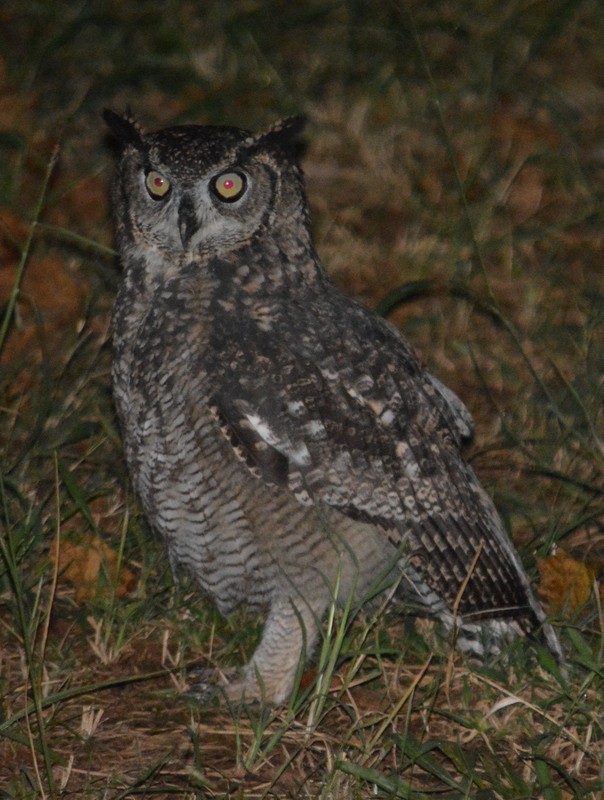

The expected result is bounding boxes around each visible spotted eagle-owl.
[103,110,562,704]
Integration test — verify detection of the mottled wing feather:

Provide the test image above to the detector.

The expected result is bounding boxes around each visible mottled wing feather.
[426,373,474,446]
[208,287,539,627]
[208,400,290,486]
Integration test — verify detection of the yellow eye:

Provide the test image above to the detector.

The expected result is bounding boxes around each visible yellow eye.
[211,171,247,203]
[145,170,171,199]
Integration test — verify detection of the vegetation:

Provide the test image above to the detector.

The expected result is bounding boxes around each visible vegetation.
[1,1,602,796]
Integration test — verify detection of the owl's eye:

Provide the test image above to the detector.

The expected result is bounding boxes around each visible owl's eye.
[145,170,171,200]
[210,171,247,203]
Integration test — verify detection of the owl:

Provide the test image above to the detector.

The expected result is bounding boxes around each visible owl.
[103,110,562,705]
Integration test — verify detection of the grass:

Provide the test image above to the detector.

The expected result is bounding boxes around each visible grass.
[1,0,603,796]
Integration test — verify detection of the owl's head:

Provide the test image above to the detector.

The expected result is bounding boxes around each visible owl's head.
[103,110,308,270]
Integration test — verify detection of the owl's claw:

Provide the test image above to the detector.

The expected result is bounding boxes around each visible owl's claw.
[185,665,262,705]
[185,665,225,703]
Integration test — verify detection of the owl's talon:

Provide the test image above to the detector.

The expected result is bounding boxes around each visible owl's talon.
[184,666,225,703]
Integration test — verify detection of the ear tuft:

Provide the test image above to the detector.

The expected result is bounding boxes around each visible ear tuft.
[244,116,306,156]
[264,116,307,145]
[102,108,144,146]
[258,116,306,150]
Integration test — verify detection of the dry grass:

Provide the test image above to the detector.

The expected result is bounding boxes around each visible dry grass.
[1,0,603,797]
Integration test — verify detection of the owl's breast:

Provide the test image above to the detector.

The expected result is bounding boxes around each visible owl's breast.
[120,373,273,610]
[112,279,273,611]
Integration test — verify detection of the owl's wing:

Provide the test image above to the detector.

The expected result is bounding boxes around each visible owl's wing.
[207,289,552,638]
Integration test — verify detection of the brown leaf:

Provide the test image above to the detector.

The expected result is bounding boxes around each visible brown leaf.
[492,96,560,160]
[537,548,601,617]
[0,242,89,394]
[506,164,545,223]
[53,536,138,603]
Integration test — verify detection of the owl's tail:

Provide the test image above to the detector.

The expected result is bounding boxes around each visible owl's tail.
[399,561,564,664]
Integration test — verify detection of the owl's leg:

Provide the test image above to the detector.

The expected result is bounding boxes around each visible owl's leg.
[222,591,325,706]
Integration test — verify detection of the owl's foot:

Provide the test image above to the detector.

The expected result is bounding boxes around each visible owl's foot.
[185,665,230,704]
[184,664,275,705]
[186,594,325,706]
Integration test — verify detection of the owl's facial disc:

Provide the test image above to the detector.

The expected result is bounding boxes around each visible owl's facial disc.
[175,167,253,250]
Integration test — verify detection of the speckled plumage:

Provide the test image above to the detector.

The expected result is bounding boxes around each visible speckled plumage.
[104,110,562,704]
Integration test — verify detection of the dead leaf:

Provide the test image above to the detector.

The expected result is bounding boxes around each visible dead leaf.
[0,211,89,393]
[492,96,560,161]
[537,548,602,617]
[53,536,138,603]
[506,163,545,223]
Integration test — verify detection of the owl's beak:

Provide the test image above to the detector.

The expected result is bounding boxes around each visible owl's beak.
[178,195,198,248]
